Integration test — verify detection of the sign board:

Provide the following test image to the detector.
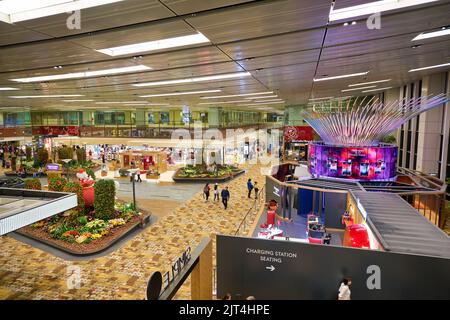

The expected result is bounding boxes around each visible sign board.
[217,235,450,300]
[46,163,60,171]
[283,126,313,142]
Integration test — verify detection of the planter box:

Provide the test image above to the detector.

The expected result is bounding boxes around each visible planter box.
[101,171,108,177]
[173,168,245,183]
[146,174,159,179]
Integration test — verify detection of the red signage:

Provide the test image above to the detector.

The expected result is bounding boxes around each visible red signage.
[283,126,313,141]
[32,126,79,136]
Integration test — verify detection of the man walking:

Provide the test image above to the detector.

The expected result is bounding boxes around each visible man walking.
[247,179,254,198]
[221,186,230,210]
[254,181,259,199]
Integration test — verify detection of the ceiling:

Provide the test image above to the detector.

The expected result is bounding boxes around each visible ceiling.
[0,0,449,112]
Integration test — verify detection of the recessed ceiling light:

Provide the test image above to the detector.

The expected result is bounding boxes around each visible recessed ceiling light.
[361,87,392,93]
[200,92,273,99]
[348,79,391,87]
[0,87,19,90]
[313,71,369,82]
[351,21,356,25]
[96,32,210,56]
[11,65,151,83]
[409,62,450,72]
[140,89,221,98]
[133,72,251,87]
[412,27,450,41]
[0,0,125,24]
[343,22,349,26]
[329,0,438,21]
[9,94,84,98]
[411,44,421,48]
[341,85,377,92]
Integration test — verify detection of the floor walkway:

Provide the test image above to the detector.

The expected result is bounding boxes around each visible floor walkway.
[0,165,266,299]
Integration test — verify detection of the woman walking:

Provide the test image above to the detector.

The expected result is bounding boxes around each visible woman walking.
[203,183,211,202]
[213,183,220,202]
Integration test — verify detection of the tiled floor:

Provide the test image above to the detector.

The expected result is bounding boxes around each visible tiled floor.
[0,165,266,300]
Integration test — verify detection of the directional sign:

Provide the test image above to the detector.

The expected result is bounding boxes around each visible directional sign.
[265,265,275,272]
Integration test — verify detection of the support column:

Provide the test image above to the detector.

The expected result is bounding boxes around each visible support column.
[416,73,447,176]
[190,238,213,300]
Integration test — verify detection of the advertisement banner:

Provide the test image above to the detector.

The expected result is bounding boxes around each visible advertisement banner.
[283,126,313,141]
[32,126,79,136]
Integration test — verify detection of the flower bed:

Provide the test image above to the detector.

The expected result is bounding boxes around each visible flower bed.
[173,164,245,182]
[17,201,151,255]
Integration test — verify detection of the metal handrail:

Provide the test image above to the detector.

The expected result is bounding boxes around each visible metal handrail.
[234,185,265,236]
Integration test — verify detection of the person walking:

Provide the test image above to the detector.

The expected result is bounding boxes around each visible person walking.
[213,183,220,202]
[136,171,142,183]
[247,179,254,198]
[254,181,259,199]
[203,183,211,201]
[221,186,230,209]
[338,278,352,300]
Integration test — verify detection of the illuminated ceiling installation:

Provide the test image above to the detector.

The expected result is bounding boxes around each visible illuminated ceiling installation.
[301,94,448,146]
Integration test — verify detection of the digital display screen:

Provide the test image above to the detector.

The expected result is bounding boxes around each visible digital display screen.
[308,143,397,181]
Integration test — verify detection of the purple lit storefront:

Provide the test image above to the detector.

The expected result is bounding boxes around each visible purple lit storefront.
[308,142,397,181]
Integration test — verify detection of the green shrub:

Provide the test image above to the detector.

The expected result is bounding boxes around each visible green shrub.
[86,168,96,180]
[94,179,116,220]
[119,168,129,177]
[25,146,32,161]
[36,148,49,167]
[77,216,88,225]
[76,148,86,163]
[48,176,67,192]
[63,181,85,211]
[24,178,41,190]
[58,147,73,160]
[381,135,396,144]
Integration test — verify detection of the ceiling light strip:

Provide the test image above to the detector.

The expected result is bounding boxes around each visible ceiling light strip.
[133,72,251,87]
[313,71,369,82]
[96,32,210,56]
[329,0,438,22]
[200,91,273,99]
[362,87,393,93]
[348,79,391,87]
[11,65,150,83]
[9,94,84,98]
[140,89,221,98]
[409,62,450,72]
